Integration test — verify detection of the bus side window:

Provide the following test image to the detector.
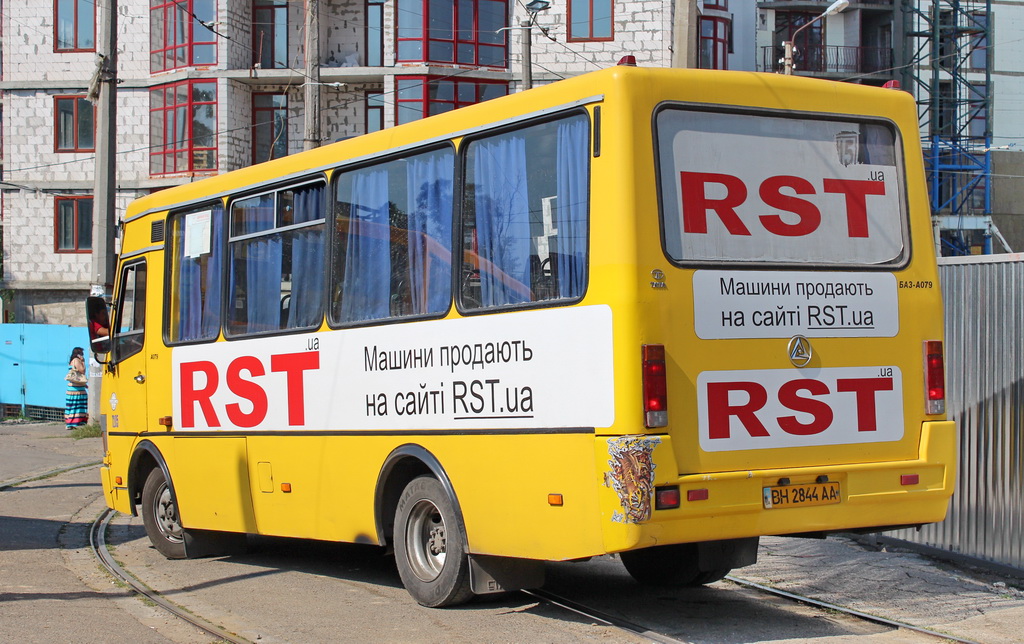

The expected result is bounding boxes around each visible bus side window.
[331,147,454,326]
[113,261,146,363]
[168,205,224,343]
[461,113,589,311]
[227,182,326,336]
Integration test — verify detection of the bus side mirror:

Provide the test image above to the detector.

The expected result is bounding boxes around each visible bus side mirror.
[86,296,112,363]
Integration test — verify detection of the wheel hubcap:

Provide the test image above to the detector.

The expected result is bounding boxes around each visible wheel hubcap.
[405,499,446,582]
[154,483,184,543]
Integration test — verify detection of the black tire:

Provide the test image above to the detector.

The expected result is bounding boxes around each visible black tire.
[393,476,473,607]
[141,467,187,559]
[620,543,729,587]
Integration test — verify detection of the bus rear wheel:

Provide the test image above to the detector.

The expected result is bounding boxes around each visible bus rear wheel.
[141,467,186,559]
[620,543,729,586]
[393,476,473,607]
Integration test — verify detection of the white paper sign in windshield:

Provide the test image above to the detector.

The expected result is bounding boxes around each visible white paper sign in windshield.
[657,109,905,265]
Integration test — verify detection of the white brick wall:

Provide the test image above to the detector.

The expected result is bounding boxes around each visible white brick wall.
[2,0,684,323]
[526,0,673,79]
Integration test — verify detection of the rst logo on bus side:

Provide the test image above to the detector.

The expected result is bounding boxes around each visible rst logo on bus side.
[697,367,905,451]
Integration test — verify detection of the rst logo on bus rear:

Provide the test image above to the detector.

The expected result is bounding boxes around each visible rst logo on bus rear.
[697,367,904,451]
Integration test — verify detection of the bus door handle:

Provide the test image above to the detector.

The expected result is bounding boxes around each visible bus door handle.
[134,373,146,384]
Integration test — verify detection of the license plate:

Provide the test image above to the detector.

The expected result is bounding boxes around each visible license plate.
[763,481,841,509]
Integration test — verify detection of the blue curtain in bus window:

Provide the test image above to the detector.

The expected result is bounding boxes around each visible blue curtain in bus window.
[473,135,530,306]
[406,151,453,314]
[232,197,281,333]
[286,184,325,328]
[555,117,588,298]
[176,206,223,342]
[340,169,391,322]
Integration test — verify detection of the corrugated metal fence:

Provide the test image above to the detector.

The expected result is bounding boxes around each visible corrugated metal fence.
[0,324,90,419]
[890,254,1024,572]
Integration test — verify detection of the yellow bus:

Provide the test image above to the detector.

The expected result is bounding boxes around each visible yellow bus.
[88,65,955,607]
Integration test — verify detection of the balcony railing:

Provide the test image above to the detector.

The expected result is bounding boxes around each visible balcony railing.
[761,45,893,75]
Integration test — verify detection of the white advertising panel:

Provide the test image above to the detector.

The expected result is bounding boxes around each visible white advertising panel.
[697,366,905,452]
[171,305,615,432]
[657,109,906,265]
[693,270,899,339]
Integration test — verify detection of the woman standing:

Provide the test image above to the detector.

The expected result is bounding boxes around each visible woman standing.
[65,347,88,430]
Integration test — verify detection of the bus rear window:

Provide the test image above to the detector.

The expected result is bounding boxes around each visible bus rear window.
[655,107,906,266]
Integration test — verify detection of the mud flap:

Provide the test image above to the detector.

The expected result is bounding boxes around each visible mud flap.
[183,528,248,558]
[469,554,545,594]
[697,537,759,571]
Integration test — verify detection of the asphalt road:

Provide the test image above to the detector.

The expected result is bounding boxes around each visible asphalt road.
[3,420,1024,643]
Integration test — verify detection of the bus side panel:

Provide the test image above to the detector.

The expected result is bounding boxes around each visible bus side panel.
[242,433,606,561]
[436,433,605,560]
[171,436,258,533]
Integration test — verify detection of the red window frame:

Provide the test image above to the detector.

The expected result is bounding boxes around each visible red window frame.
[704,0,728,10]
[395,0,508,68]
[150,80,218,176]
[253,0,288,69]
[366,91,385,133]
[151,0,218,72]
[699,16,730,70]
[54,95,95,153]
[252,92,289,164]
[366,0,385,66]
[395,76,508,125]
[54,196,93,253]
[54,0,96,52]
[568,0,614,42]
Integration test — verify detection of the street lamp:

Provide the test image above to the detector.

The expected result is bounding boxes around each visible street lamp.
[498,0,551,90]
[782,0,849,75]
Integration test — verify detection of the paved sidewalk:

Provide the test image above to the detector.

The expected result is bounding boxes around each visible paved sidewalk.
[0,420,101,485]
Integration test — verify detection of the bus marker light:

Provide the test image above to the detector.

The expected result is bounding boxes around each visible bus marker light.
[924,341,945,415]
[901,474,919,486]
[115,476,123,485]
[158,416,173,427]
[618,55,637,66]
[548,493,563,506]
[655,486,681,509]
[642,344,668,428]
[281,483,292,493]
[686,488,709,502]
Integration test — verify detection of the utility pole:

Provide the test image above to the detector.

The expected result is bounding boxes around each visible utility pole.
[521,19,533,90]
[304,0,321,150]
[88,0,118,420]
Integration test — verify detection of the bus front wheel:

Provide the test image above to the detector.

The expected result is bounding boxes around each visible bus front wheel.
[141,467,186,559]
[393,476,473,607]
[620,543,729,586]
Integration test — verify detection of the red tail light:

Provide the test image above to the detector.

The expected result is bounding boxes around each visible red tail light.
[924,340,945,415]
[642,344,668,428]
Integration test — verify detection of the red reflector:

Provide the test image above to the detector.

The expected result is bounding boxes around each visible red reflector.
[901,474,919,486]
[655,486,680,510]
[924,340,945,414]
[686,488,709,502]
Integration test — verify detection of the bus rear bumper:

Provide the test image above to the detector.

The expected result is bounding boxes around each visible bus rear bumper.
[604,421,957,552]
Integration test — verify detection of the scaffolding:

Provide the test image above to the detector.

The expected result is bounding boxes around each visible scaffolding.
[902,0,997,255]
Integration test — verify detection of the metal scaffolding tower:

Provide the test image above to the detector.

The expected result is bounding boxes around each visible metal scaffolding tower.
[903,0,996,255]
